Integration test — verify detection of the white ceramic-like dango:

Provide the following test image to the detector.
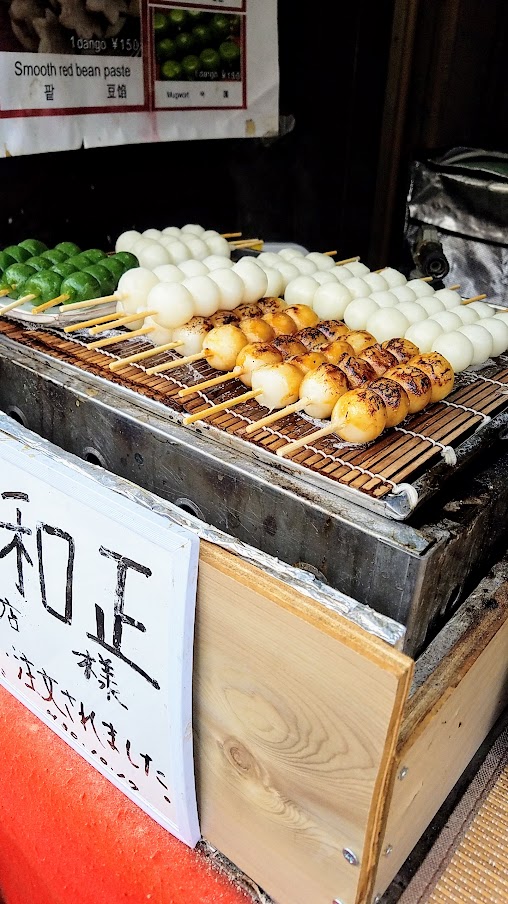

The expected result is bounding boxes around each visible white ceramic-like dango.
[343,297,380,331]
[363,272,388,293]
[379,267,406,288]
[207,268,245,311]
[466,301,494,319]
[116,267,159,315]
[256,251,283,267]
[391,285,417,303]
[178,259,210,278]
[142,228,163,241]
[429,310,463,332]
[396,300,428,324]
[181,235,210,260]
[366,307,410,343]
[405,319,444,354]
[131,239,171,270]
[273,260,300,289]
[344,261,370,277]
[182,275,221,317]
[451,304,479,324]
[147,281,196,329]
[369,290,399,308]
[203,254,234,271]
[479,317,508,356]
[115,229,141,252]
[143,316,174,347]
[418,297,446,316]
[181,223,206,236]
[262,266,285,298]
[205,235,231,258]
[291,257,318,276]
[153,264,185,283]
[406,278,435,297]
[431,331,474,372]
[458,323,494,365]
[162,226,182,238]
[278,247,305,261]
[305,251,336,270]
[232,259,268,303]
[433,288,463,309]
[342,276,371,299]
[284,275,319,307]
[166,241,192,265]
[313,270,338,286]
[312,281,353,320]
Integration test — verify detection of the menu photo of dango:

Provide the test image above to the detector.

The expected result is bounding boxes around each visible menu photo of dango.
[151,6,244,109]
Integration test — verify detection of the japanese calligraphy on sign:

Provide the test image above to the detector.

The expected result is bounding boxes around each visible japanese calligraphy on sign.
[0,425,200,848]
[0,0,279,156]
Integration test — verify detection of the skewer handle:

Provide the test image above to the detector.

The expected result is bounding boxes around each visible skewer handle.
[178,368,243,397]
[448,284,461,290]
[323,250,337,256]
[59,292,122,312]
[183,388,262,425]
[146,351,205,375]
[87,325,154,350]
[89,309,156,334]
[65,310,129,333]
[0,297,30,316]
[0,288,11,297]
[244,398,308,434]
[336,256,360,266]
[32,294,70,314]
[276,423,335,458]
[220,232,242,239]
[462,293,488,305]
[109,341,183,371]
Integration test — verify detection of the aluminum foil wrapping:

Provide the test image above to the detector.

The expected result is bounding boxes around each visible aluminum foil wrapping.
[0,414,406,650]
[406,147,508,305]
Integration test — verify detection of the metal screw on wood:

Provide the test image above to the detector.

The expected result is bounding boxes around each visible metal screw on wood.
[398,766,409,780]
[342,848,360,866]
[384,844,393,857]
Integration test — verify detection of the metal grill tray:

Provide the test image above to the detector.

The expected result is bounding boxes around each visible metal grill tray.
[1,316,508,522]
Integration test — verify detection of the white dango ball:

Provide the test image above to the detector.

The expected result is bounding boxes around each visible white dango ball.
[305,251,336,270]
[158,235,181,252]
[344,297,380,331]
[153,264,185,283]
[142,228,163,241]
[205,235,231,258]
[496,312,508,327]
[291,257,318,276]
[181,235,209,260]
[342,276,371,299]
[134,242,172,269]
[458,323,494,365]
[232,260,268,303]
[405,319,444,354]
[406,278,435,297]
[201,229,221,241]
[284,275,319,307]
[391,285,417,303]
[147,282,195,329]
[115,229,141,252]
[332,265,353,282]
[366,307,410,343]
[418,296,445,316]
[270,260,300,289]
[117,267,159,314]
[434,288,463,309]
[313,270,339,286]
[181,223,206,236]
[451,304,479,324]
[208,268,245,311]
[178,259,210,278]
[369,290,399,308]
[345,261,370,277]
[466,301,493,319]
[396,301,428,324]
[429,310,463,332]
[263,266,285,298]
[166,241,192,264]
[162,226,182,237]
[431,331,474,373]
[172,317,211,356]
[479,318,508,357]
[203,254,234,271]
[278,247,305,261]
[143,316,174,347]
[380,267,407,288]
[257,251,283,267]
[363,272,388,293]
[182,275,221,317]
[313,281,353,320]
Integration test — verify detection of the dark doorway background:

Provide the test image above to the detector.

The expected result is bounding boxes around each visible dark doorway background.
[0,1,506,268]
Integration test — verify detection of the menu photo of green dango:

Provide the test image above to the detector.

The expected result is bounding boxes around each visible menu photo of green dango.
[152,7,242,83]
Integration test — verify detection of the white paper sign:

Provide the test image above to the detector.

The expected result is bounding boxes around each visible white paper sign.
[0,426,200,848]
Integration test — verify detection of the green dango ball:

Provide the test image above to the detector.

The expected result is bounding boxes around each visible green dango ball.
[42,248,69,265]
[161,59,183,80]
[83,264,116,296]
[60,272,102,304]
[25,255,53,272]
[3,244,31,263]
[54,241,81,257]
[100,256,125,281]
[50,261,78,280]
[25,271,63,305]
[18,238,48,257]
[113,251,139,270]
[0,251,17,271]
[83,248,107,263]
[66,253,93,269]
[1,262,37,297]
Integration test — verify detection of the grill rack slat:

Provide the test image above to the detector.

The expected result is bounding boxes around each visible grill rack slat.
[2,319,508,513]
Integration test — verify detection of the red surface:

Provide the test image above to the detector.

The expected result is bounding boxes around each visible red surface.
[0,685,249,904]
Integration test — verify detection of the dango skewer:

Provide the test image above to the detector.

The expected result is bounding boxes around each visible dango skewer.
[109,341,184,371]
[244,363,348,434]
[87,325,156,350]
[88,310,158,334]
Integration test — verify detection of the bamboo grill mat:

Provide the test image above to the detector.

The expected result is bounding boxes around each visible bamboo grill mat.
[2,318,508,503]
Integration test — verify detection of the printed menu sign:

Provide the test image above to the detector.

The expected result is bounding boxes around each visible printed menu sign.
[0,0,279,155]
[0,424,201,848]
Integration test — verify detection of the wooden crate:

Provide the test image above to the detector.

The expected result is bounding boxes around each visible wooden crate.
[193,544,508,904]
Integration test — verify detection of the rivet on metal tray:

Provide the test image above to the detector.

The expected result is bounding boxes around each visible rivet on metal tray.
[384,844,393,857]
[342,848,359,866]
[398,766,409,780]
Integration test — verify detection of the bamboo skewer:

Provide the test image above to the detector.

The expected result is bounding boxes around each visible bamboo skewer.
[462,294,488,305]
[183,389,262,425]
[244,399,308,433]
[146,351,205,375]
[59,292,123,312]
[220,232,242,239]
[324,250,338,256]
[64,310,130,333]
[89,310,157,334]
[336,256,360,266]
[276,423,336,458]
[0,297,30,316]
[32,294,70,314]
[109,341,184,371]
[0,288,11,297]
[178,368,243,397]
[87,325,154,350]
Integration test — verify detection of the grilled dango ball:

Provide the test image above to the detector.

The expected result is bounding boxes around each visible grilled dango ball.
[408,353,455,402]
[330,387,388,444]
[297,363,348,419]
[382,364,432,413]
[202,324,248,371]
[235,342,283,386]
[369,378,410,427]
[250,362,303,410]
